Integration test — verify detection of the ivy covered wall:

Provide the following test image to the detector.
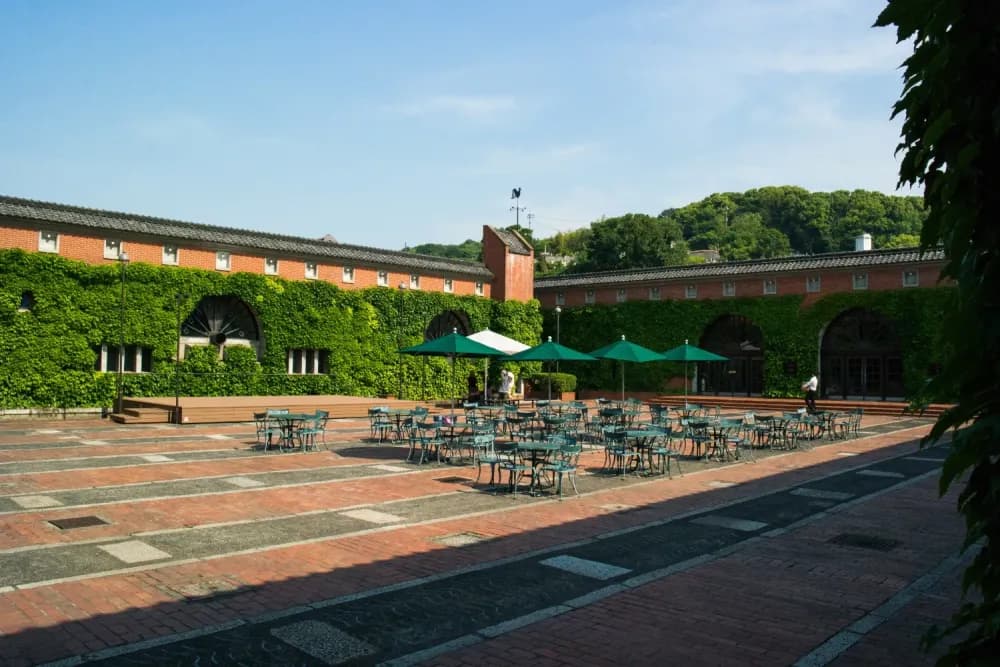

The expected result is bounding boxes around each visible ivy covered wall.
[543,287,952,401]
[0,249,542,408]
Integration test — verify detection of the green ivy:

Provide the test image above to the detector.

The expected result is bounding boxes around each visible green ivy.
[542,288,952,401]
[0,249,542,408]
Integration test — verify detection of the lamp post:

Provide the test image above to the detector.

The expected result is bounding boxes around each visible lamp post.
[397,282,407,400]
[114,251,129,414]
[174,293,186,424]
[554,306,562,372]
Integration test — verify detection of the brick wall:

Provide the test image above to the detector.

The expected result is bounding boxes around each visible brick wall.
[482,226,533,302]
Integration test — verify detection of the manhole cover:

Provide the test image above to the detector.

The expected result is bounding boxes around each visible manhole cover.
[828,533,901,552]
[434,476,473,484]
[49,516,108,530]
[434,532,489,547]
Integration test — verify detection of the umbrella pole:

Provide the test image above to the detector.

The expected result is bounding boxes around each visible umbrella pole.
[621,361,626,404]
[450,356,456,418]
[548,360,552,400]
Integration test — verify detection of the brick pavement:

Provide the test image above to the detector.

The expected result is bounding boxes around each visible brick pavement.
[0,414,970,666]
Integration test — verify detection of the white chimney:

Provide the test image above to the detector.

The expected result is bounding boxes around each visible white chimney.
[855,233,872,252]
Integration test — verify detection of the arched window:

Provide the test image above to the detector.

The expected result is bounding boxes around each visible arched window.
[180,295,262,359]
[424,310,471,340]
[698,314,765,395]
[821,308,903,400]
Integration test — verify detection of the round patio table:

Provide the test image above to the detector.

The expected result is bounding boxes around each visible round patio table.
[513,440,563,495]
[269,412,314,451]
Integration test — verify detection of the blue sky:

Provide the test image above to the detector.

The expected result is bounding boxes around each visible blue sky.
[0,1,911,248]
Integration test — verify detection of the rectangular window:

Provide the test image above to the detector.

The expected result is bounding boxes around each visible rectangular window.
[685,285,697,299]
[902,270,919,287]
[286,349,330,375]
[264,257,279,275]
[38,231,59,253]
[93,344,152,373]
[443,278,454,293]
[763,278,777,295]
[648,286,661,301]
[409,274,420,289]
[104,239,123,260]
[585,290,595,305]
[616,288,627,303]
[305,262,318,279]
[377,270,389,287]
[216,251,231,271]
[475,281,484,296]
[162,245,179,265]
[852,272,869,290]
[806,276,821,293]
[722,281,735,297]
[555,291,566,305]
[342,266,355,283]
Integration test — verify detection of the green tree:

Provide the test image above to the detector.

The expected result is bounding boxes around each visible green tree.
[576,213,687,271]
[877,1,1000,663]
[405,239,482,261]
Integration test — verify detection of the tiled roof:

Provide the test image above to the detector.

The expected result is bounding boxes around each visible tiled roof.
[490,227,533,255]
[535,247,945,289]
[0,195,493,279]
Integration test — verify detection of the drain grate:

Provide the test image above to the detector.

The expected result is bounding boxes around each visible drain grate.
[434,476,473,484]
[828,532,901,552]
[49,515,108,530]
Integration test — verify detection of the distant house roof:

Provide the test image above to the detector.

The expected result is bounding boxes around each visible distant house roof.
[0,195,493,279]
[535,247,945,289]
[489,227,533,255]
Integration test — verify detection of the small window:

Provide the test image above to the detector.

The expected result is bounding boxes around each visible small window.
[93,344,152,373]
[377,270,389,287]
[264,257,279,275]
[475,281,484,296]
[342,266,355,283]
[409,274,420,289]
[38,231,59,253]
[902,270,919,287]
[722,281,735,297]
[216,251,231,271]
[852,272,869,290]
[443,278,454,293]
[685,285,697,299]
[162,245,179,266]
[585,290,596,305]
[806,276,821,293]
[616,288,627,303]
[286,349,330,375]
[104,239,123,260]
[648,287,661,301]
[555,291,566,306]
[763,278,777,295]
[18,291,35,312]
[305,262,318,279]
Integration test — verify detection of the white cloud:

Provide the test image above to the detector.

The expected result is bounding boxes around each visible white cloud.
[387,94,517,120]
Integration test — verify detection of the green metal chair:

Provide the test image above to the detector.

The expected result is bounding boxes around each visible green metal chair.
[541,437,582,499]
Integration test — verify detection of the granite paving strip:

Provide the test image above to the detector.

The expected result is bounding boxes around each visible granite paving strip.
[0,449,264,475]
[24,441,947,665]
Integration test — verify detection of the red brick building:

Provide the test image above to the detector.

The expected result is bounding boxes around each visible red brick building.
[0,195,535,303]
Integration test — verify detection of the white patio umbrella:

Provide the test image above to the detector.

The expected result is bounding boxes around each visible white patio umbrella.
[467,329,530,401]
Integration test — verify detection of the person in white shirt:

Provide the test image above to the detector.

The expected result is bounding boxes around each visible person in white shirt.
[498,368,514,403]
[801,374,819,413]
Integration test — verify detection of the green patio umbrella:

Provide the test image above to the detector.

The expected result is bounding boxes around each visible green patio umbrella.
[506,336,597,399]
[400,329,507,415]
[588,335,667,402]
[661,339,728,405]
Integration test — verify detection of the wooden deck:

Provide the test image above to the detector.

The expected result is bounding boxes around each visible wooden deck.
[113,395,443,425]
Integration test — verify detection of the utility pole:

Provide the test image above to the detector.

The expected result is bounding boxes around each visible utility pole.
[526,212,535,231]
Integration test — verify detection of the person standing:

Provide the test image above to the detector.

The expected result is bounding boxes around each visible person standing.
[498,368,514,403]
[801,374,819,413]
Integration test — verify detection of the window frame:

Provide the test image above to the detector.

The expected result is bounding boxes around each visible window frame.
[806,275,821,293]
[215,251,232,272]
[475,281,484,296]
[286,348,330,375]
[762,278,777,295]
[162,244,179,266]
[443,278,454,293]
[555,291,566,305]
[616,288,627,303]
[902,270,919,287]
[685,284,698,300]
[648,286,661,301]
[104,239,123,260]
[305,261,319,280]
[38,230,60,253]
[93,344,152,373]
[585,289,596,305]
[409,274,420,289]
[377,270,389,287]
[264,257,279,275]
[722,281,735,297]
[852,272,869,291]
[342,266,356,283]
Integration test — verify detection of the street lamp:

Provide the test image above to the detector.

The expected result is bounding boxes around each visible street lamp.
[174,293,186,424]
[397,282,407,400]
[114,251,129,414]
[554,306,562,372]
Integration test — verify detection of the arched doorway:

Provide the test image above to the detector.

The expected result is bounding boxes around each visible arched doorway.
[180,295,262,359]
[821,308,903,400]
[698,314,765,396]
[424,310,471,340]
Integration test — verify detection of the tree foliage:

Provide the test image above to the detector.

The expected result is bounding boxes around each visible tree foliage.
[573,213,688,272]
[405,239,481,261]
[876,1,1000,663]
